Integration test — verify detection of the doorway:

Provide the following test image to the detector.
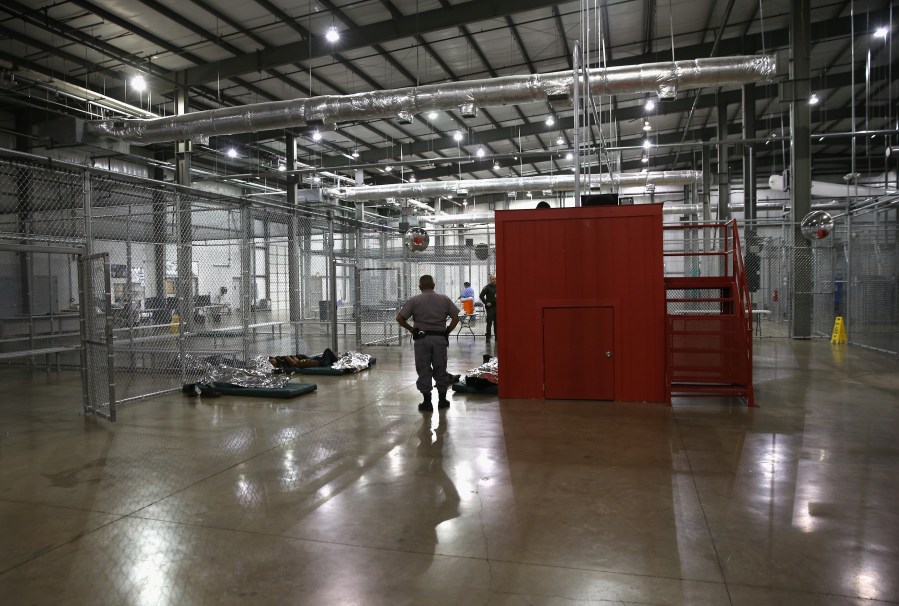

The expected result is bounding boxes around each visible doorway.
[543,306,614,400]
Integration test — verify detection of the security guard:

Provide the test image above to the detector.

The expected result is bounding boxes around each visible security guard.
[396,275,460,411]
[479,273,497,341]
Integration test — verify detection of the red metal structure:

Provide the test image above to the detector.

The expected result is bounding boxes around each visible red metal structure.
[663,220,755,406]
[495,204,666,402]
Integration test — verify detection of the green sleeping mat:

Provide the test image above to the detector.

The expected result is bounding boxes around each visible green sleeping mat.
[211,382,317,398]
[451,382,498,395]
[298,360,375,375]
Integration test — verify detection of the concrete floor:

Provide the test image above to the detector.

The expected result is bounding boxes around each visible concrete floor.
[0,337,897,605]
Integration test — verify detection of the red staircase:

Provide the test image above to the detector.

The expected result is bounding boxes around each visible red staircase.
[663,221,755,406]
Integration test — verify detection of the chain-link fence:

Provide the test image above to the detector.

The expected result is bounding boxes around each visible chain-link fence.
[0,149,502,409]
[744,195,898,353]
[3,145,893,413]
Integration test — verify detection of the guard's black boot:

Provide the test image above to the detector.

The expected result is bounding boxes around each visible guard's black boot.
[418,392,433,412]
[437,391,450,409]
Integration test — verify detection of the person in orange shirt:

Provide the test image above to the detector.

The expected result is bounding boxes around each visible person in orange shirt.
[458,281,475,316]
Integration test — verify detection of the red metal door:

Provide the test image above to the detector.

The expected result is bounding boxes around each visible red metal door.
[543,307,614,400]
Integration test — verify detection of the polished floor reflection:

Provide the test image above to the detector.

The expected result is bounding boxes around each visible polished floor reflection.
[1,338,897,605]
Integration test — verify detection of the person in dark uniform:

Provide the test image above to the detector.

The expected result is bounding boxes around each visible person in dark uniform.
[479,273,497,341]
[396,275,460,412]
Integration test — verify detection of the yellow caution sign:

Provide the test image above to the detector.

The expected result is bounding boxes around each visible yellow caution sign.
[830,316,847,344]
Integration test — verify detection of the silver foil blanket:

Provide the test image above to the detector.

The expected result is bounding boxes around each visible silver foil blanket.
[332,351,372,371]
[463,356,498,385]
[200,355,289,388]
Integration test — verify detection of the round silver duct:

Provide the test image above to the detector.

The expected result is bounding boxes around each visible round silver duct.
[330,171,702,202]
[86,56,775,144]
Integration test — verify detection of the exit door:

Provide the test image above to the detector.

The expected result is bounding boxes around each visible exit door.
[543,306,614,400]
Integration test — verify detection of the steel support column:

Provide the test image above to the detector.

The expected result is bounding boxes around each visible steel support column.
[790,0,813,338]
[286,134,303,352]
[174,86,193,354]
[717,94,731,221]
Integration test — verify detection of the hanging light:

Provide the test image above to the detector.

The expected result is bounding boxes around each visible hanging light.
[325,26,340,42]
[384,164,393,172]
[874,26,889,39]
[130,75,147,92]
[545,115,555,126]
[352,149,360,158]
[313,175,321,183]
[565,152,573,160]
[641,153,649,164]
[278,165,286,172]
[453,131,463,142]
[476,147,485,158]
[556,135,565,145]
[645,98,655,111]
[493,161,500,170]
[409,175,416,182]
[226,148,238,158]
[808,93,820,105]
[312,131,322,141]
[428,111,438,119]
[642,120,652,131]
[642,139,652,149]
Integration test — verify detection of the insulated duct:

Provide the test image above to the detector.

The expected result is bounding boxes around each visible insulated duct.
[728,200,851,212]
[768,175,884,198]
[329,171,702,202]
[85,56,775,144]
[423,204,703,224]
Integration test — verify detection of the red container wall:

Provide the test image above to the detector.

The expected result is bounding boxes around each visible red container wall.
[495,204,665,402]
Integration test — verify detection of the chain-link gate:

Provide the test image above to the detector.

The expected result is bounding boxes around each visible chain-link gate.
[357,267,402,346]
[80,253,116,421]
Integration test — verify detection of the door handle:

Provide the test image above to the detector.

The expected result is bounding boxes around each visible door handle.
[605,351,612,358]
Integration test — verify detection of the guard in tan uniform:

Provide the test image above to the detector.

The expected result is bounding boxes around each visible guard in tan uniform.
[396,275,460,412]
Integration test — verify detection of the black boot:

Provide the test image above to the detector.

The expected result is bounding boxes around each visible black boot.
[418,392,433,412]
[437,391,450,409]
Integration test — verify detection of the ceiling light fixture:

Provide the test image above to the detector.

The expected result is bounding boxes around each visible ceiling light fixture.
[313,176,321,183]
[476,147,485,158]
[409,175,416,182]
[565,152,573,160]
[325,26,340,42]
[352,150,360,158]
[384,164,393,172]
[643,120,652,131]
[278,165,286,172]
[428,111,438,119]
[453,131,463,142]
[645,98,655,111]
[642,139,652,149]
[809,93,820,105]
[874,26,889,38]
[227,148,237,158]
[556,135,565,145]
[641,153,649,164]
[130,75,146,92]
[545,116,555,126]
[493,162,500,170]
[312,131,322,141]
